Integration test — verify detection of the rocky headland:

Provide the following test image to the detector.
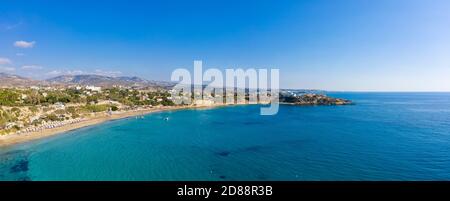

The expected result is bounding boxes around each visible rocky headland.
[280,93,352,105]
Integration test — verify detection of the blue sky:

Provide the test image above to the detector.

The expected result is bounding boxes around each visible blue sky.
[1,0,450,91]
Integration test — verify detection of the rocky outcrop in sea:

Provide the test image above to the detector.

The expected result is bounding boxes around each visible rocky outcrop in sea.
[280,93,352,105]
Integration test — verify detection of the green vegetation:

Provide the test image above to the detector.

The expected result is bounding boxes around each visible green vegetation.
[83,104,111,113]
[0,89,19,106]
[54,109,66,115]
[29,106,38,113]
[43,113,64,122]
[0,86,178,135]
[111,105,119,111]
[0,108,13,129]
[0,87,176,107]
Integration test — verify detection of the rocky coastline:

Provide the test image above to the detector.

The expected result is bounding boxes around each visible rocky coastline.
[280,93,352,105]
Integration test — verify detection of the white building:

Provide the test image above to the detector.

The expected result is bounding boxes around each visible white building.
[86,85,102,92]
[53,102,65,110]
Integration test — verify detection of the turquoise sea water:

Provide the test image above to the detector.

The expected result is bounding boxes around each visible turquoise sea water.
[1,92,450,181]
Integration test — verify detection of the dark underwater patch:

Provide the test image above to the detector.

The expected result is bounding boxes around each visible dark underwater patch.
[214,145,266,158]
[1,150,26,156]
[219,175,226,179]
[10,159,29,173]
[216,151,231,157]
[0,150,29,163]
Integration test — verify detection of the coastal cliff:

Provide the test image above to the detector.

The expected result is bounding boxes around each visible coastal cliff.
[280,93,352,105]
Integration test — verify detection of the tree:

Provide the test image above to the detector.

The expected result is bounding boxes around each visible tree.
[0,89,19,106]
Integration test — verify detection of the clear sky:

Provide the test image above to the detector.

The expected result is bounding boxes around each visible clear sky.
[1,0,449,91]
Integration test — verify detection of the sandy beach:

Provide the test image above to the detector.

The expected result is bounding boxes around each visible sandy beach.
[0,105,208,147]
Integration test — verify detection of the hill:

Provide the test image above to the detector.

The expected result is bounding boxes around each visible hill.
[46,74,174,88]
[0,73,45,87]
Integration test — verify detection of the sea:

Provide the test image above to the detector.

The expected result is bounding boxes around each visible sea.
[1,92,450,181]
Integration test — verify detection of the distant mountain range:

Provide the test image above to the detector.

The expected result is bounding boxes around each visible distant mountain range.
[0,73,46,87]
[0,73,174,88]
[47,74,175,88]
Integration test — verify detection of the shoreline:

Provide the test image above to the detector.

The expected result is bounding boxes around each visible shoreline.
[0,104,224,148]
[0,99,349,147]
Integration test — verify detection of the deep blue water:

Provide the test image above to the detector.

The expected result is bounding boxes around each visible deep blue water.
[1,92,450,181]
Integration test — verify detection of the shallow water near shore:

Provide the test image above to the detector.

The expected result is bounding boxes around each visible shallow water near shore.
[1,92,450,181]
